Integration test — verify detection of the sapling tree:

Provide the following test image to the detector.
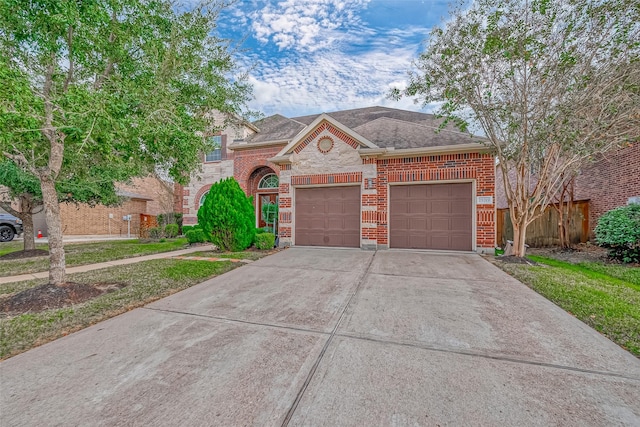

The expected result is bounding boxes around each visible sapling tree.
[392,0,640,256]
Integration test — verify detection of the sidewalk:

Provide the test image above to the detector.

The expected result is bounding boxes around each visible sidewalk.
[0,245,215,285]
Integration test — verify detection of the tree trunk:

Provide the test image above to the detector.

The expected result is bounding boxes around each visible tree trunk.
[40,176,66,285]
[511,216,528,257]
[19,195,36,251]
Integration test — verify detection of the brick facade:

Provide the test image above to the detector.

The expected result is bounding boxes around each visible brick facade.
[185,112,497,252]
[59,176,174,236]
[274,120,496,251]
[574,143,640,234]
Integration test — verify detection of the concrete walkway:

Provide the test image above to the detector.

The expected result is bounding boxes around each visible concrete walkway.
[1,248,639,426]
[0,245,216,284]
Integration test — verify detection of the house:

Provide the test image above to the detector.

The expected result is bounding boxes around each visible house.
[180,106,496,252]
[25,175,175,238]
[573,142,640,235]
[495,142,640,244]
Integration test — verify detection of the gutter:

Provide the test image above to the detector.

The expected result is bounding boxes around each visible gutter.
[227,140,289,151]
[360,142,491,159]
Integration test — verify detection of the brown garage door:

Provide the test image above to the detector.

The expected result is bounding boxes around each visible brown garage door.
[390,183,472,250]
[295,186,360,247]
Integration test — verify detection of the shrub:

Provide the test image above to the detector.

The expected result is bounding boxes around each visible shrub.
[255,232,275,250]
[148,227,163,239]
[595,204,640,263]
[185,229,206,244]
[182,225,195,235]
[164,223,179,238]
[197,178,255,251]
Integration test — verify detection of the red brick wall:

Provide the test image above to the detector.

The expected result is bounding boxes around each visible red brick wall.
[232,145,284,192]
[376,153,496,248]
[574,143,640,234]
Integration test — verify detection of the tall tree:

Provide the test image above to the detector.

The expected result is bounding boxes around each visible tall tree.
[392,0,640,256]
[0,0,252,283]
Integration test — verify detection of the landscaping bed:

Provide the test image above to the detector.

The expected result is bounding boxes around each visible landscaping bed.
[0,250,272,359]
[492,248,640,357]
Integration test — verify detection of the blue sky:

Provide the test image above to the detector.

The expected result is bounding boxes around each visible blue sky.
[217,0,450,118]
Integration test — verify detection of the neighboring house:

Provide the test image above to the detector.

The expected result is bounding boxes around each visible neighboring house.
[573,142,640,235]
[30,175,174,237]
[495,142,640,242]
[181,106,496,252]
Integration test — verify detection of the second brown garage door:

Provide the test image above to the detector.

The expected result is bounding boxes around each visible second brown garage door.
[295,186,360,247]
[390,183,473,250]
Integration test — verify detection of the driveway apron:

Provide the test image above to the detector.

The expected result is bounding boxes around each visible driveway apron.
[1,248,639,426]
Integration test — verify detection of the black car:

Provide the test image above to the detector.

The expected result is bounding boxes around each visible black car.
[0,213,23,242]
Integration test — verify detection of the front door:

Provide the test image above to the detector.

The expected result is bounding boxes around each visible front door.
[258,193,278,229]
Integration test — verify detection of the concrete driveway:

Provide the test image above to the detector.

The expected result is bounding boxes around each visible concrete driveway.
[1,248,639,426]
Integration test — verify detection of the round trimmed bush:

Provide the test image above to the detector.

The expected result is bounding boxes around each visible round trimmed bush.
[595,204,640,263]
[197,177,255,251]
[164,223,179,238]
[254,232,275,250]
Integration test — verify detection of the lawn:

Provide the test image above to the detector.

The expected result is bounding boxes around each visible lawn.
[0,258,238,359]
[497,255,640,357]
[0,238,193,277]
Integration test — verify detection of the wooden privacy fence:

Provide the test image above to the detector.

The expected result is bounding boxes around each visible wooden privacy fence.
[496,200,590,248]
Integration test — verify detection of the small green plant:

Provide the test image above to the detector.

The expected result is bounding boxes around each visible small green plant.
[197,177,255,251]
[182,225,195,234]
[148,227,163,240]
[261,201,278,229]
[185,229,206,244]
[595,204,640,263]
[254,232,275,250]
[164,224,179,238]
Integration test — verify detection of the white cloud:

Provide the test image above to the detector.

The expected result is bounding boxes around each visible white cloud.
[247,44,436,117]
[250,0,370,52]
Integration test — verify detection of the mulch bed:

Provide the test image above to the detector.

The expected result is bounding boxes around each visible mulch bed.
[0,282,126,315]
[496,255,538,265]
[0,249,49,260]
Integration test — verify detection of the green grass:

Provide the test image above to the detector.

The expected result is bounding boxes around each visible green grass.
[0,238,192,277]
[499,256,640,356]
[0,241,48,257]
[0,258,239,359]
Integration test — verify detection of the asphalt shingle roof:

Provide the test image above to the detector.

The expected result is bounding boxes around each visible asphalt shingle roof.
[244,106,483,149]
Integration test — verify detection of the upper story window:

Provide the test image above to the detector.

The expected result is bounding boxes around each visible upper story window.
[258,173,279,189]
[205,135,222,162]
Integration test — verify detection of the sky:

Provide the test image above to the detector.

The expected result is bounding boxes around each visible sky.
[216,0,451,119]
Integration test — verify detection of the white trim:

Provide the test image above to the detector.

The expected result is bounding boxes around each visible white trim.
[387,179,476,251]
[258,173,279,189]
[359,143,490,159]
[276,114,378,157]
[227,140,289,151]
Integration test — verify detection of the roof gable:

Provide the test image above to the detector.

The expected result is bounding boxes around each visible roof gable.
[276,114,378,157]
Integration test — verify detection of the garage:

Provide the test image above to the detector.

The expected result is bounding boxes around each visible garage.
[295,186,360,247]
[390,183,473,251]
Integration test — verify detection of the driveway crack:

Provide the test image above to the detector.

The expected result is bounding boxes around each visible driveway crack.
[280,251,377,426]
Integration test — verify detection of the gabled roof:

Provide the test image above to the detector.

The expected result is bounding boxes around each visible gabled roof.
[234,106,484,151]
[245,114,306,144]
[354,117,481,149]
[276,114,378,157]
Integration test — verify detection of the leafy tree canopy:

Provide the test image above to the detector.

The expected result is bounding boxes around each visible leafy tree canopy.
[392,0,640,256]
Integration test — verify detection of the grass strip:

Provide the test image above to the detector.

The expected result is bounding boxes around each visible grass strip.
[499,257,640,356]
[0,238,191,277]
[527,255,640,291]
[0,258,238,359]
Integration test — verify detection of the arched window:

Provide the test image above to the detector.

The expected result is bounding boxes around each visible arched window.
[258,173,278,189]
[199,191,209,208]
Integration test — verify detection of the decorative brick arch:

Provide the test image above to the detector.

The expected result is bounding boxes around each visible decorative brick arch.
[194,184,212,212]
[232,145,283,193]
